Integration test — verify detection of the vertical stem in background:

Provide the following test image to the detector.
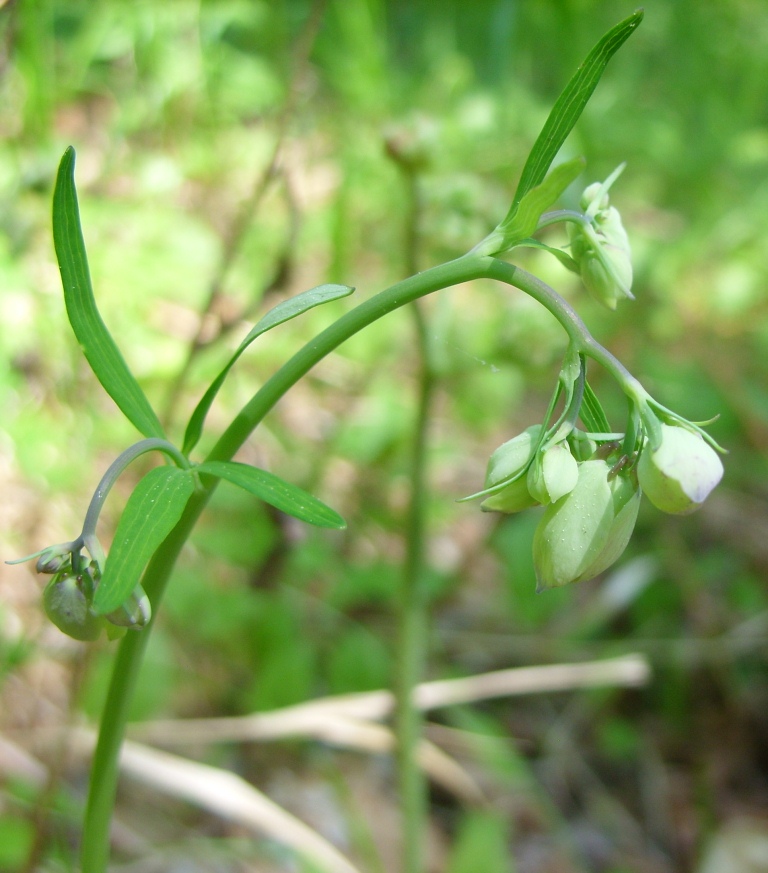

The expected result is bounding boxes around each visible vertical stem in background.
[393,159,432,873]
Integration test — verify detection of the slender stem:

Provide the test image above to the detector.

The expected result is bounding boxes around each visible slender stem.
[394,163,431,873]
[80,438,188,539]
[81,494,204,873]
[486,259,645,397]
[81,256,494,871]
[397,302,433,873]
[81,252,631,871]
[206,256,494,459]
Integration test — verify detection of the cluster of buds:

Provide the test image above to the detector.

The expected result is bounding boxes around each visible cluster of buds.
[480,413,723,590]
[13,540,150,641]
[471,167,726,589]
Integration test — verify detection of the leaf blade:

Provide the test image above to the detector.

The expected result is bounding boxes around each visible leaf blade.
[93,466,194,615]
[52,147,165,439]
[182,283,354,455]
[511,10,643,210]
[196,460,346,529]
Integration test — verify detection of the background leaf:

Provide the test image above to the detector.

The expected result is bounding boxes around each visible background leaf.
[183,283,354,455]
[509,9,643,212]
[196,460,346,529]
[52,147,165,439]
[93,466,195,615]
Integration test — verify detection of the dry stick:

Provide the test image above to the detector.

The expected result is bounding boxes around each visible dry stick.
[43,655,648,873]
[127,654,650,745]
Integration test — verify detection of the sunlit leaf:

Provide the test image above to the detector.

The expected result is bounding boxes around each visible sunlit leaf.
[52,147,165,439]
[183,283,354,455]
[196,460,346,529]
[511,10,643,210]
[93,466,195,615]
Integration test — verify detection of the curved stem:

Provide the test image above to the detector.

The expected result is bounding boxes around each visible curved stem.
[486,259,646,399]
[80,438,189,539]
[81,252,635,871]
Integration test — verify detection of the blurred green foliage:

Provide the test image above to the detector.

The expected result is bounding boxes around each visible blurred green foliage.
[1,1,767,871]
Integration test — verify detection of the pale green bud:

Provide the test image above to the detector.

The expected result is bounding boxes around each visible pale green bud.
[106,585,152,629]
[579,182,608,212]
[569,174,633,310]
[637,423,723,515]
[43,572,103,641]
[527,443,579,504]
[533,460,641,590]
[36,547,72,575]
[481,425,541,513]
[568,431,598,462]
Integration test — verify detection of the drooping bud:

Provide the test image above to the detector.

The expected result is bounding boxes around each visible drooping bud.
[43,572,103,641]
[569,170,633,310]
[637,423,723,514]
[533,460,641,589]
[36,547,73,575]
[527,442,579,504]
[481,425,542,513]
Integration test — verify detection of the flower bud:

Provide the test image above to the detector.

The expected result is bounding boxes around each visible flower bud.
[481,425,541,513]
[106,585,152,629]
[569,178,633,310]
[533,460,641,589]
[527,443,579,504]
[43,572,103,641]
[36,548,72,575]
[637,423,723,514]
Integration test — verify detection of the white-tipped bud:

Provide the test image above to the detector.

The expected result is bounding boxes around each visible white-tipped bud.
[637,423,723,515]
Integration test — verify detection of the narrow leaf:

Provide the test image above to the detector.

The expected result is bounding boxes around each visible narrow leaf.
[93,466,194,615]
[52,147,165,439]
[580,380,612,434]
[183,284,354,455]
[512,10,643,209]
[499,157,585,243]
[196,461,346,529]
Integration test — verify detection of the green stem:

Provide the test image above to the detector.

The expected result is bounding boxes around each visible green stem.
[80,252,628,871]
[485,259,645,397]
[80,438,189,539]
[81,496,203,873]
[397,301,433,873]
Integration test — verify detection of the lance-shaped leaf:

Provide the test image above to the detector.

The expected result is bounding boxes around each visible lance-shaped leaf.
[510,10,643,212]
[52,148,165,439]
[196,461,346,529]
[92,466,195,615]
[183,283,354,455]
